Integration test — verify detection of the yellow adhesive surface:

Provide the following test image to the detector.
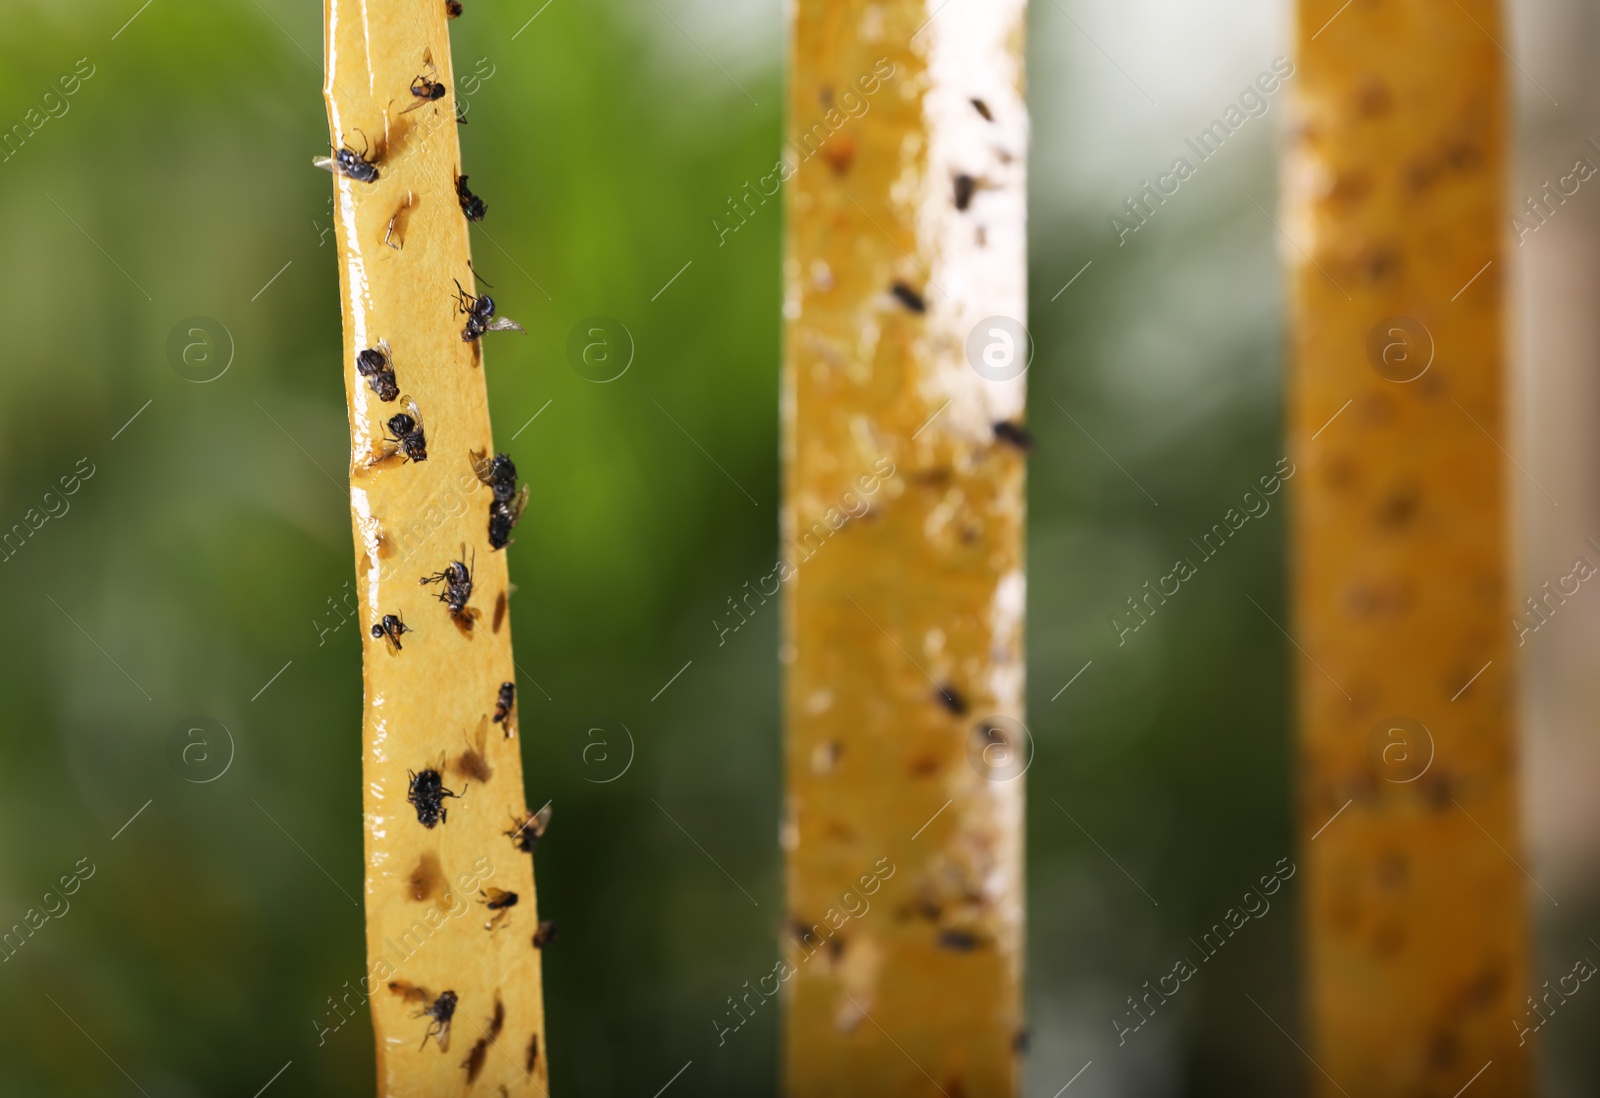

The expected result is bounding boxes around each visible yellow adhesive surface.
[1290,2,1529,1093]
[323,2,549,1093]
[782,1,1027,1094]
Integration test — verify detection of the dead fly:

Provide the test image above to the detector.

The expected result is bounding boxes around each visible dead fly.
[492,681,515,728]
[890,280,926,313]
[384,192,417,250]
[453,279,525,342]
[383,399,429,462]
[420,550,474,618]
[417,989,459,1051]
[479,887,519,930]
[446,0,463,15]
[408,767,462,828]
[456,174,487,222]
[532,920,557,949]
[401,69,447,115]
[461,999,505,1083]
[314,132,380,183]
[476,451,529,550]
[356,342,399,402]
[991,420,1034,452]
[371,613,411,650]
[505,802,551,853]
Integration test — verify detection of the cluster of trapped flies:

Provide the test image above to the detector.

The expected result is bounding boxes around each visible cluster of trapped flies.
[314,2,548,1072]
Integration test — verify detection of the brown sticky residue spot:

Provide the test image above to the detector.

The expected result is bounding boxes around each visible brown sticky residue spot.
[462,1038,488,1082]
[1454,966,1505,1012]
[408,852,444,902]
[1321,454,1361,491]
[909,753,940,777]
[1417,770,1455,810]
[971,97,993,121]
[1360,245,1402,284]
[1445,138,1483,173]
[525,1033,540,1074]
[1427,1030,1460,1070]
[493,590,507,633]
[824,818,858,843]
[1375,849,1408,890]
[1375,484,1421,529]
[388,980,429,1005]
[452,607,481,637]
[486,996,506,1041]
[1372,919,1407,957]
[1353,77,1392,119]
[822,133,856,175]
[1345,578,1410,617]
[1324,170,1372,206]
[455,716,494,783]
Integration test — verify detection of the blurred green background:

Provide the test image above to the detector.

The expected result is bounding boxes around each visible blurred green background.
[0,1,1590,1095]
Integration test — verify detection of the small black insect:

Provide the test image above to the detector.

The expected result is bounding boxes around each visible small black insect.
[992,420,1034,452]
[938,929,980,952]
[532,920,558,949]
[384,398,428,462]
[420,551,474,617]
[371,613,411,650]
[356,342,400,402]
[487,498,526,550]
[492,681,515,727]
[480,887,519,931]
[418,989,459,1050]
[936,683,968,715]
[446,0,463,15]
[401,72,448,115]
[408,768,462,828]
[314,133,380,183]
[456,174,487,222]
[505,803,551,853]
[890,281,926,313]
[483,888,518,911]
[454,279,525,342]
[953,173,976,211]
[477,452,529,550]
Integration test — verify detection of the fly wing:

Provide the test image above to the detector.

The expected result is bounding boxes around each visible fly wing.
[485,317,526,334]
[312,155,337,174]
[508,484,530,524]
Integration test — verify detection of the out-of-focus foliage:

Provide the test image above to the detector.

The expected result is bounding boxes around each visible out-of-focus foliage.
[0,0,1322,1094]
